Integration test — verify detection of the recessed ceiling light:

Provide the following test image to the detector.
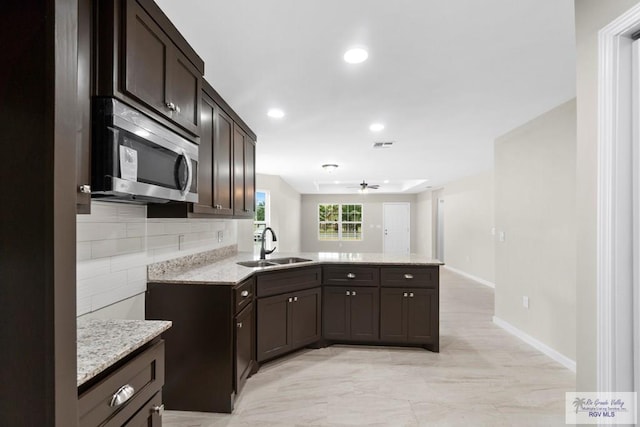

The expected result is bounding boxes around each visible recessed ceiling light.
[267,108,285,119]
[334,180,340,184]
[383,180,390,184]
[369,123,384,132]
[344,48,368,64]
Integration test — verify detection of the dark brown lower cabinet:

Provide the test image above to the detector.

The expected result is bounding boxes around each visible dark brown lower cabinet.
[78,340,165,427]
[380,288,438,349]
[323,286,379,342]
[145,278,256,413]
[257,287,321,362]
[235,302,254,394]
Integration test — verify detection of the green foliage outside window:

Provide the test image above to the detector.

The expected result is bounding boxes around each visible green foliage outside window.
[318,204,363,241]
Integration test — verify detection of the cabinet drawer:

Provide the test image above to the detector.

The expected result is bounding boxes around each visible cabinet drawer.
[322,265,379,287]
[234,278,255,314]
[79,340,165,427]
[380,266,438,288]
[256,267,321,297]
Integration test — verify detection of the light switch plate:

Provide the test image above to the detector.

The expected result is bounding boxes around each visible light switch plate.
[522,296,529,309]
[499,231,506,242]
[217,231,223,243]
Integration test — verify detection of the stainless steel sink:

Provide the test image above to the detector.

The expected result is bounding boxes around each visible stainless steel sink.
[268,257,312,265]
[236,257,312,268]
[236,260,279,268]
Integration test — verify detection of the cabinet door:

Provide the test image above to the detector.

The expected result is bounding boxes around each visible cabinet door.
[380,288,407,342]
[349,287,379,342]
[243,137,256,217]
[257,294,291,362]
[322,286,350,340]
[235,302,254,394]
[124,0,170,118]
[213,108,234,215]
[195,94,214,211]
[291,287,321,349]
[167,48,201,135]
[233,125,246,216]
[233,126,256,218]
[76,0,91,213]
[407,289,437,344]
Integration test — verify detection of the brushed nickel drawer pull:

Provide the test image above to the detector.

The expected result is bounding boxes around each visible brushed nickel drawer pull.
[288,297,293,303]
[237,322,243,328]
[352,291,357,296]
[346,290,351,296]
[151,404,165,416]
[403,292,408,297]
[241,290,250,297]
[404,274,414,279]
[409,292,414,298]
[109,384,135,407]
[347,273,356,279]
[294,296,298,302]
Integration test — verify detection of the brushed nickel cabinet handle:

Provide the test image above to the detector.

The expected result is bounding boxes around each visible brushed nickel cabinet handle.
[403,292,408,297]
[346,291,351,296]
[151,404,165,416]
[237,322,243,328]
[294,296,298,302]
[241,290,249,297]
[165,102,176,111]
[288,297,293,303]
[352,291,357,296]
[347,273,356,279]
[79,184,91,194]
[409,292,414,298]
[110,384,135,407]
[404,274,414,279]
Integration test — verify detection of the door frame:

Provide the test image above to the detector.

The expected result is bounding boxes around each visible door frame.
[597,4,640,396]
[382,202,411,254]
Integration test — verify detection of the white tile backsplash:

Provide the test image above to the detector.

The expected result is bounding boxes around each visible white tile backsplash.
[77,201,238,316]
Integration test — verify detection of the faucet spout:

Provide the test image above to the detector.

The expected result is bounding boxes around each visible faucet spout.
[259,227,278,260]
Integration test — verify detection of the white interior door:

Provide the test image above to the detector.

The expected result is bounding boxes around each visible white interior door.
[383,203,410,254]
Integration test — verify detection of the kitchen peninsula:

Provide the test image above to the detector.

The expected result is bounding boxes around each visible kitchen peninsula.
[146,251,442,413]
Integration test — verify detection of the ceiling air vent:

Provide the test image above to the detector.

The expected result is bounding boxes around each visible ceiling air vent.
[373,141,394,149]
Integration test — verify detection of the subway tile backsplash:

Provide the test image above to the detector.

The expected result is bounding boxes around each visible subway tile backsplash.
[76,201,239,316]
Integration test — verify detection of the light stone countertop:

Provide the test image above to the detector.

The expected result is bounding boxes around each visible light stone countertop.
[77,318,172,387]
[147,251,443,285]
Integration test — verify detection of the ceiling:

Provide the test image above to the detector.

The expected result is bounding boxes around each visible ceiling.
[156,0,576,194]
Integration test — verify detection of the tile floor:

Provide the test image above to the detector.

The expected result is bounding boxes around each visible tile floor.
[164,268,575,426]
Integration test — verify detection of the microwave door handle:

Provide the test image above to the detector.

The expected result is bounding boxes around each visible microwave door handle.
[181,150,193,197]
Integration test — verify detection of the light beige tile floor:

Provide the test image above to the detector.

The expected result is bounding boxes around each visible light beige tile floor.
[163,268,575,426]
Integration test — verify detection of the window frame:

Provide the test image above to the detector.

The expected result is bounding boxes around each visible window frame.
[317,203,364,241]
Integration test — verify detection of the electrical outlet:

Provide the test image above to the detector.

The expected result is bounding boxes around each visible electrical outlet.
[179,234,185,250]
[217,230,223,243]
[499,231,506,242]
[522,296,529,309]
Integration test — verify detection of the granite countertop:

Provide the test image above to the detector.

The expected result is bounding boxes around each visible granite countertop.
[77,318,172,387]
[148,251,443,285]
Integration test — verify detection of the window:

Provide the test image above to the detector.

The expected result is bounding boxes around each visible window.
[318,203,363,241]
[254,191,269,246]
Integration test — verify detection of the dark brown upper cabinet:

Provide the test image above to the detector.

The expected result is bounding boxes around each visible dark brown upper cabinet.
[233,125,256,218]
[147,81,256,219]
[95,0,204,141]
[76,0,93,213]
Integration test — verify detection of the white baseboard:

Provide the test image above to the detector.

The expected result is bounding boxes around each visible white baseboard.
[444,266,495,288]
[492,316,576,372]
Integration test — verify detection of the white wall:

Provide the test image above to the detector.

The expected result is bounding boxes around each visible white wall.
[76,201,238,319]
[494,99,576,362]
[237,173,302,253]
[415,190,433,257]
[301,194,418,253]
[441,171,495,284]
[575,0,640,391]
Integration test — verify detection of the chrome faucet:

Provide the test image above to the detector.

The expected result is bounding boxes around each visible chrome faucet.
[259,227,278,260]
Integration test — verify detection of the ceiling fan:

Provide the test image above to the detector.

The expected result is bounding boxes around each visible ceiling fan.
[347,180,380,191]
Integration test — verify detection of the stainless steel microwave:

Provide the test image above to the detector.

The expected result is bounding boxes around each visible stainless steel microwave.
[91,98,198,204]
